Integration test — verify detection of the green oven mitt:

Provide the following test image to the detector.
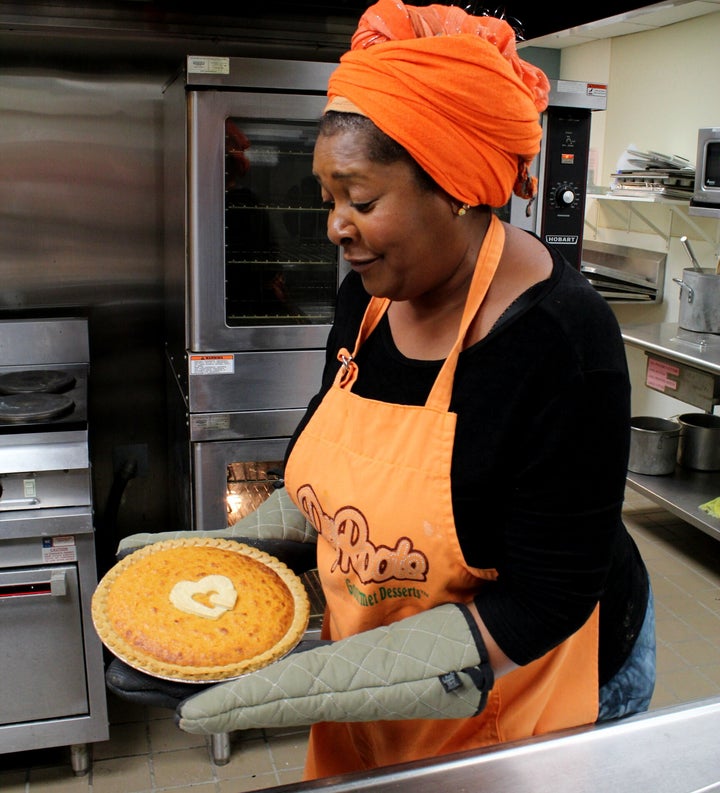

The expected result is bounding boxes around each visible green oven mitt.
[176,602,493,734]
[116,485,317,565]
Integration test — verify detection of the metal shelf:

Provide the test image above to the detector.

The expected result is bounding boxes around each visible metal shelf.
[588,193,720,250]
[626,468,720,541]
[622,322,720,540]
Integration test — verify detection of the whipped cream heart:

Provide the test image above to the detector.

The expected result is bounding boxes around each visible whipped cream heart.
[169,574,238,619]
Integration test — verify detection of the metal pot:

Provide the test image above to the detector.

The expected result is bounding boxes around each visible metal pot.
[677,412,720,471]
[672,267,720,334]
[628,416,680,476]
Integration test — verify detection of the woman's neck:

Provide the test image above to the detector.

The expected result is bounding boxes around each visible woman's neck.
[387,209,492,360]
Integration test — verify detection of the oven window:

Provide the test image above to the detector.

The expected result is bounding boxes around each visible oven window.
[224,117,337,328]
[226,460,284,526]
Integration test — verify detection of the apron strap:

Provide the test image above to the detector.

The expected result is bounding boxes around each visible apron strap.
[334,295,390,388]
[335,214,505,407]
[425,215,505,411]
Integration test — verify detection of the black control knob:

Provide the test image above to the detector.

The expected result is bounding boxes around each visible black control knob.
[556,185,576,205]
[549,182,581,210]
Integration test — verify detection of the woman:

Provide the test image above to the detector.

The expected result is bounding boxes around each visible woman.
[116,0,655,779]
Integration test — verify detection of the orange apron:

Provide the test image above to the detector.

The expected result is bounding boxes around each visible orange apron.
[284,216,599,779]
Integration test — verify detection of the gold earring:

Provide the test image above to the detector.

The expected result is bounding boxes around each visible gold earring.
[456,203,470,217]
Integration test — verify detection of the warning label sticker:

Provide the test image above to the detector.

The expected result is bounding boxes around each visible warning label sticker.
[42,536,78,563]
[189,355,235,376]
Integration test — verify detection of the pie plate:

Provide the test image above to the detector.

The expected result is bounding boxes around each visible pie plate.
[91,537,311,683]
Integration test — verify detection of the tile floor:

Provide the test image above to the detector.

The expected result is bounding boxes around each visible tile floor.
[2,486,720,792]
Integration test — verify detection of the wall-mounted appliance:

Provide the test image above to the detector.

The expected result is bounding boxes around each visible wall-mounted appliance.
[163,55,342,532]
[510,79,607,270]
[690,127,720,218]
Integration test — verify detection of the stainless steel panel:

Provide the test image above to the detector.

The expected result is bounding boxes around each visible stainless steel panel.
[1,65,170,541]
[0,431,89,474]
[0,564,88,725]
[548,78,608,110]
[0,506,94,545]
[0,318,89,365]
[267,698,720,793]
[163,68,189,370]
[0,4,356,65]
[184,55,336,90]
[185,349,325,413]
[189,408,306,443]
[0,470,91,511]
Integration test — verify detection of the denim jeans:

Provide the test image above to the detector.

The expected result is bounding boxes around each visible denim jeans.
[597,584,656,722]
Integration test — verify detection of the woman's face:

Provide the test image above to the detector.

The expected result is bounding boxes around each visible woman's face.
[312,128,472,303]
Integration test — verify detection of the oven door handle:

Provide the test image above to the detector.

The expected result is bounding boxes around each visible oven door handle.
[0,571,67,599]
[0,497,41,509]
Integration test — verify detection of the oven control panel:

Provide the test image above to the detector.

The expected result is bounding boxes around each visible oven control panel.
[539,106,592,269]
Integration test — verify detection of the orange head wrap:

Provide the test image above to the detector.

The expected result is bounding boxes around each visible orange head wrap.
[325,0,550,207]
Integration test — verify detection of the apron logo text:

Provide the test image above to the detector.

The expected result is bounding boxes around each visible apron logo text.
[296,484,429,583]
[345,578,430,607]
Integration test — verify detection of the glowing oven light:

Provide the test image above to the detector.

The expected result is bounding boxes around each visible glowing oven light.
[225,462,284,527]
[226,493,245,519]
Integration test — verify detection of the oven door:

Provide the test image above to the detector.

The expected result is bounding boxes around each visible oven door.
[192,437,290,532]
[165,70,345,357]
[0,563,88,724]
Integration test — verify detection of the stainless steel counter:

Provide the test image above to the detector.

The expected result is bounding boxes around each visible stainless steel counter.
[622,322,720,377]
[622,322,720,541]
[268,698,720,793]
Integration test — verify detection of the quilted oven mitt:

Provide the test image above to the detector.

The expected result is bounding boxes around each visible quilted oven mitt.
[115,486,317,572]
[176,602,494,734]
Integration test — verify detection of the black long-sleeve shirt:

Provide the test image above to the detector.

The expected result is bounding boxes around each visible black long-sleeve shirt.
[287,240,648,685]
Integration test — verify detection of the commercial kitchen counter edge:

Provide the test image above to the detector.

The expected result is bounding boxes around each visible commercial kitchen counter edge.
[269,696,720,792]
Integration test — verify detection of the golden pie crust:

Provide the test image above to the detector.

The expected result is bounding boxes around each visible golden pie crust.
[92,538,310,682]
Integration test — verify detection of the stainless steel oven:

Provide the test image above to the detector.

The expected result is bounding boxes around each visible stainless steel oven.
[163,56,340,359]
[163,56,342,532]
[0,318,108,775]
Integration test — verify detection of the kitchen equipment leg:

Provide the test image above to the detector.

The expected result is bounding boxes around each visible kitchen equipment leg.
[70,743,89,776]
[211,732,231,765]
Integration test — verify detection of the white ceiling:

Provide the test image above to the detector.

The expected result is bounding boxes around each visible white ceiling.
[520,0,720,49]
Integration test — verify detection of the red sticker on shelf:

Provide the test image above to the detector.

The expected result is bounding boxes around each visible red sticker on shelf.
[646,357,679,392]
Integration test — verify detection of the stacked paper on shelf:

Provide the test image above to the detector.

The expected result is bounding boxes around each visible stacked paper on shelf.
[609,147,695,199]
